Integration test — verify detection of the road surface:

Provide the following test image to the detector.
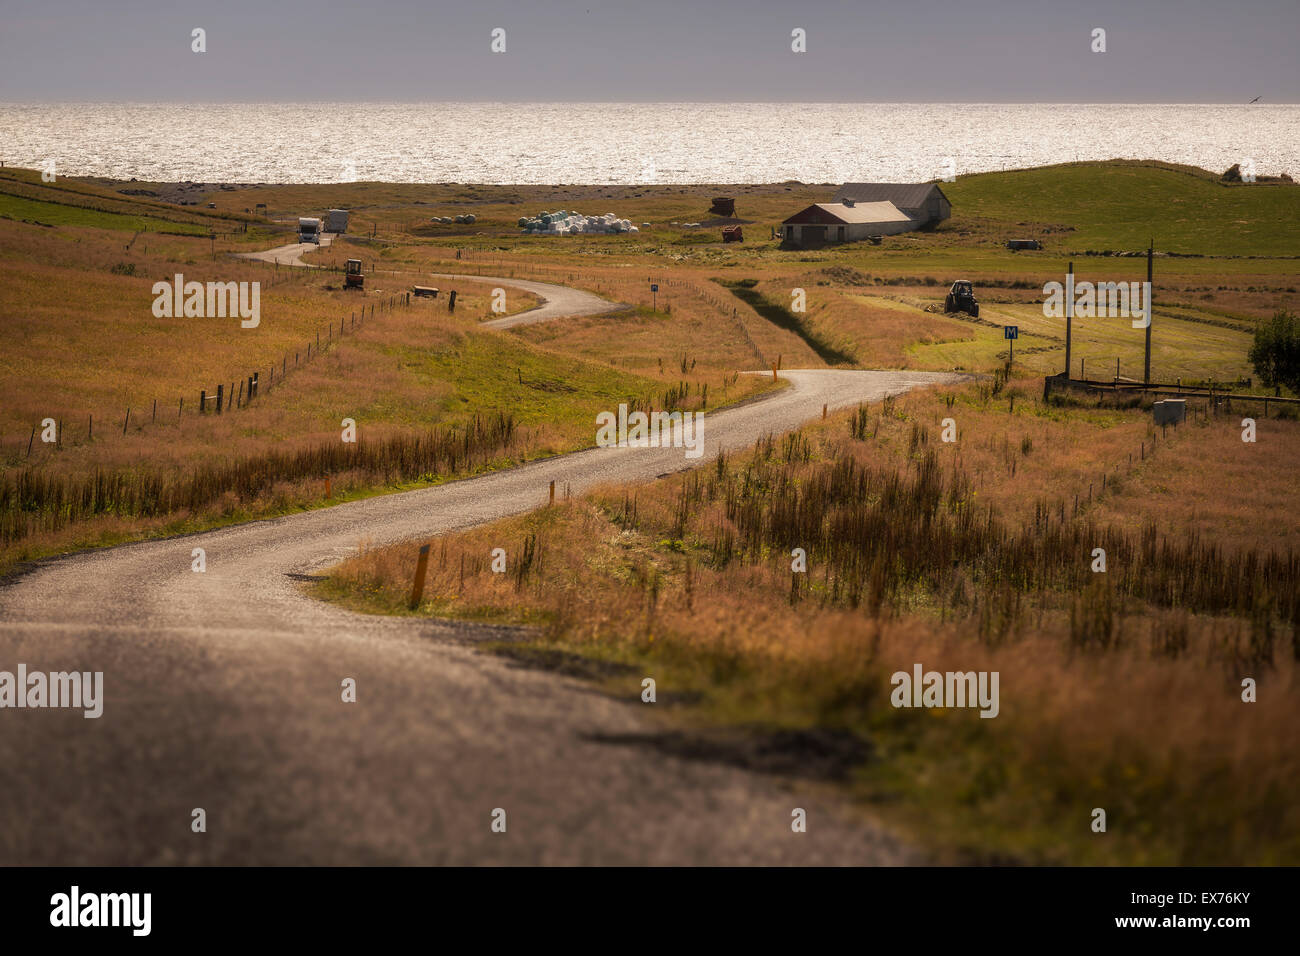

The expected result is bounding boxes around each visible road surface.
[0,260,962,865]
[427,273,626,329]
[237,232,335,267]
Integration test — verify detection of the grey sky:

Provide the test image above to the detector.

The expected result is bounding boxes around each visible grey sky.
[1,0,1296,103]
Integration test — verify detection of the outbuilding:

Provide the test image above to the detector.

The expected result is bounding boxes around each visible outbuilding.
[781,200,913,247]
[832,183,952,226]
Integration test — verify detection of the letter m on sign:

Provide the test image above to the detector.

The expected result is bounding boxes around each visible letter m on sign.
[1004,326,1018,340]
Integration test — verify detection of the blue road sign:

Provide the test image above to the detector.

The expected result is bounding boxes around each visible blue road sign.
[1004,325,1019,340]
[650,284,659,292]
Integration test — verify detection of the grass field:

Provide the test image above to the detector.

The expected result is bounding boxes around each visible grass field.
[320,380,1300,865]
[4,160,1298,862]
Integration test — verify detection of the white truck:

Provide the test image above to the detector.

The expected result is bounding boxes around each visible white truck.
[298,217,322,244]
[326,209,349,234]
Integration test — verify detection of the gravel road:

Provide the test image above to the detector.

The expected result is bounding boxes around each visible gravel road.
[426,273,627,329]
[0,265,962,865]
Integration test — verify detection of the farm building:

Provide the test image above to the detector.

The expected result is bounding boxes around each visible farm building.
[781,200,914,247]
[832,182,952,227]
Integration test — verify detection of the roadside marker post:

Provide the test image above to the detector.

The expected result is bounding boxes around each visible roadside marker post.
[1004,325,1018,365]
[650,283,658,310]
[409,543,431,609]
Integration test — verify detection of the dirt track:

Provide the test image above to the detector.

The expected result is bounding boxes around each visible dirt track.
[0,263,962,865]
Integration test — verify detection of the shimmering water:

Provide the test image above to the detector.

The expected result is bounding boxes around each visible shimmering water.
[2,102,1296,184]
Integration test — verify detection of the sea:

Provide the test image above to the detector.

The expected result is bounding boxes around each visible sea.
[1,102,1297,184]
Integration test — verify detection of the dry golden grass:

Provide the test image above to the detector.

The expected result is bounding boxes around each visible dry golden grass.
[322,383,1300,865]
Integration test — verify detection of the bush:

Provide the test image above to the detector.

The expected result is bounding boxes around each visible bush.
[1249,310,1300,395]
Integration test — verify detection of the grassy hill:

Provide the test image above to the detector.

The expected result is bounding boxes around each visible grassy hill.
[944,160,1300,257]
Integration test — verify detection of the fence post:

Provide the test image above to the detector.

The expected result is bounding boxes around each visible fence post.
[178,398,183,421]
[152,399,157,424]
[409,543,432,609]
[200,390,206,413]
[123,408,130,435]
[216,384,223,414]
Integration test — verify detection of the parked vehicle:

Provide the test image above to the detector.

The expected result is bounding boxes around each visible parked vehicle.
[327,209,349,234]
[944,280,979,317]
[344,258,364,289]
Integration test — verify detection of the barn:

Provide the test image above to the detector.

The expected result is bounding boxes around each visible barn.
[832,182,952,226]
[780,200,913,247]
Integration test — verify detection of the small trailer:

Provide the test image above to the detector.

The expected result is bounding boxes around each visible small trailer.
[412,286,439,298]
[327,209,349,233]
[710,197,736,217]
[722,225,744,243]
[344,258,364,289]
[1006,239,1042,251]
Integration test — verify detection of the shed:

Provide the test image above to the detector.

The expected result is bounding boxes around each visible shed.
[832,183,952,226]
[781,200,912,247]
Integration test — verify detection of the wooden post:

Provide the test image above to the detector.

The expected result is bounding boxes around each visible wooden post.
[409,543,431,609]
[822,403,827,419]
[200,390,206,413]
[1144,240,1153,385]
[549,480,555,505]
[772,364,778,382]
[152,399,157,423]
[1064,260,1073,377]
[237,380,244,407]
[178,398,183,421]
[216,384,223,414]
[123,408,130,435]
[26,426,35,457]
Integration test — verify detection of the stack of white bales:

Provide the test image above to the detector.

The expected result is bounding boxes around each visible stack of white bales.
[518,211,638,235]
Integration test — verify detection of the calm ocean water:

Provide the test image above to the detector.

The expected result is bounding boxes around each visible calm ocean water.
[2,103,1297,184]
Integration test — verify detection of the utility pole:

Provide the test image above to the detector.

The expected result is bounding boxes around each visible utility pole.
[1144,239,1153,385]
[1064,260,1073,379]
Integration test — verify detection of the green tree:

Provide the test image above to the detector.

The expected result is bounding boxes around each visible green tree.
[1249,310,1300,395]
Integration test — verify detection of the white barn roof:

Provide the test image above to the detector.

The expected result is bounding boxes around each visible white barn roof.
[784,201,912,225]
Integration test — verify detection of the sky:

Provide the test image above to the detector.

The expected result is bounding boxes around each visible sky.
[0,0,1296,103]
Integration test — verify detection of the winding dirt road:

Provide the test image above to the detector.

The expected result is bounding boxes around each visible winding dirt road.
[0,265,962,865]
[429,273,628,329]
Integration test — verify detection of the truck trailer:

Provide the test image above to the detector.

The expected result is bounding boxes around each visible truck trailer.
[327,209,349,234]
